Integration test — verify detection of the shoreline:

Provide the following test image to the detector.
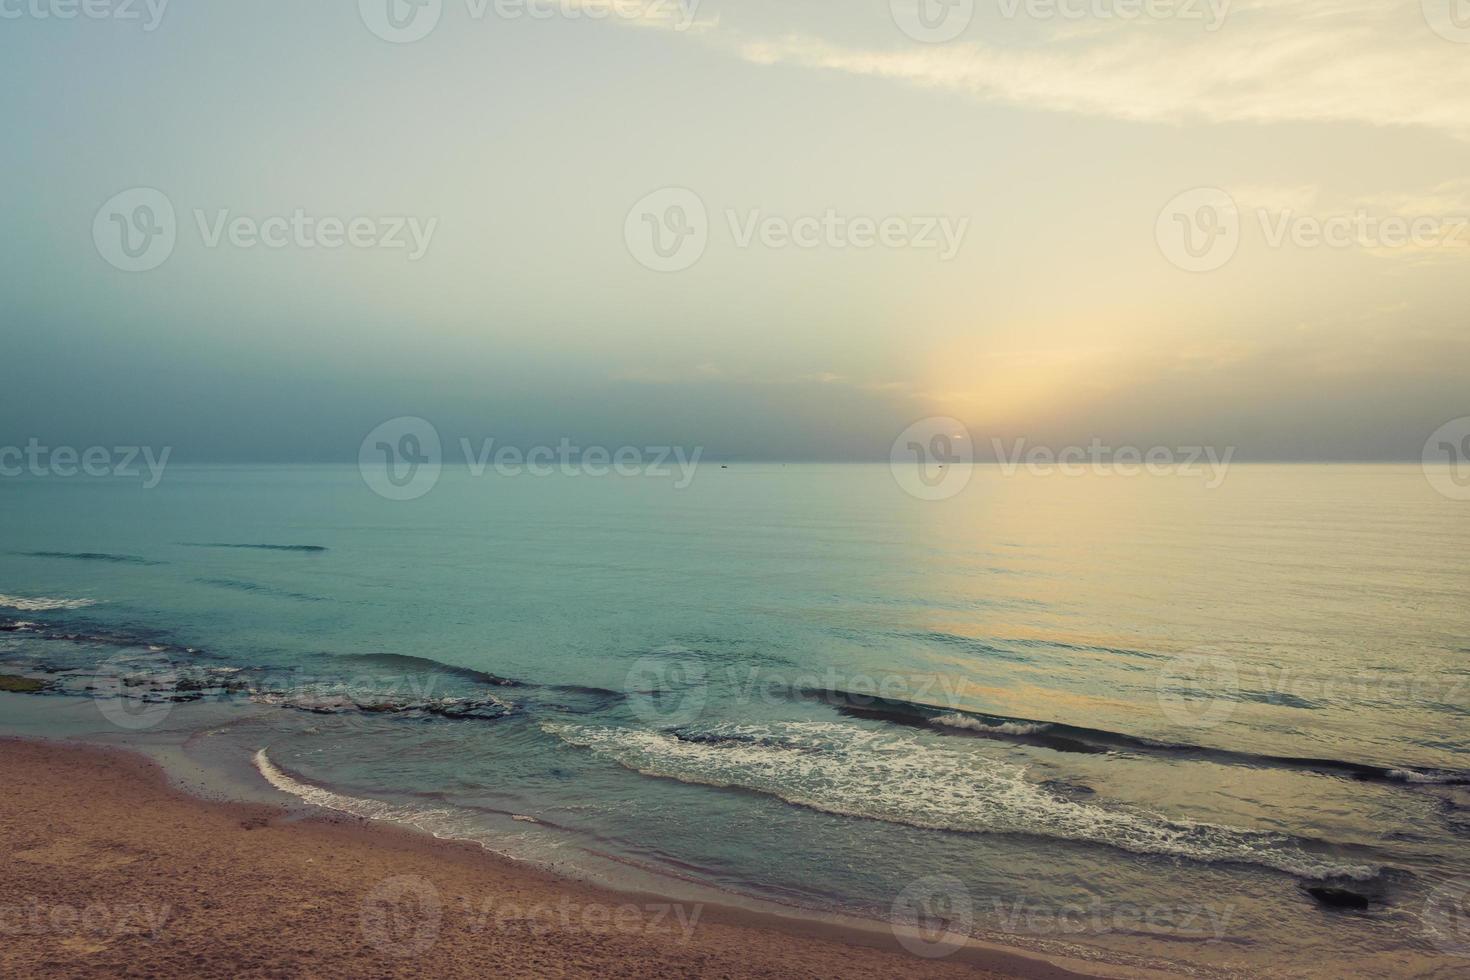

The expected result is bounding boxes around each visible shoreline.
[0,735,1122,979]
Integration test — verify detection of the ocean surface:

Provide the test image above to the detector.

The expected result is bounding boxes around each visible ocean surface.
[1,463,1467,976]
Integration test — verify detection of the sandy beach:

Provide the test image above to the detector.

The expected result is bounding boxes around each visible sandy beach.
[0,737,1092,979]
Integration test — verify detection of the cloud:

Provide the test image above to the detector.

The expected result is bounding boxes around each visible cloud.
[725,2,1470,138]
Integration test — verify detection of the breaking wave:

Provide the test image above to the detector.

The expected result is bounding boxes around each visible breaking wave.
[546,720,1380,881]
[254,748,477,838]
[0,594,98,612]
[931,712,1051,736]
[253,749,620,877]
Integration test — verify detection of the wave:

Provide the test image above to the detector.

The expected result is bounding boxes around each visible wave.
[912,631,1169,669]
[931,712,1050,736]
[0,594,98,612]
[328,652,522,688]
[545,721,1379,881]
[1006,637,1167,662]
[807,689,1470,787]
[252,689,515,721]
[196,578,329,603]
[1385,768,1468,786]
[183,543,327,553]
[327,652,627,712]
[255,749,597,873]
[254,748,475,833]
[17,551,164,565]
[913,631,1035,664]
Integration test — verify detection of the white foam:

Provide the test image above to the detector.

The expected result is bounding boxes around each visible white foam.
[546,721,1378,881]
[0,594,98,611]
[1387,767,1459,785]
[931,712,1050,736]
[255,748,484,837]
[256,748,389,815]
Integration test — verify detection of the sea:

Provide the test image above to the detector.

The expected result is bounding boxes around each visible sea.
[1,463,1466,976]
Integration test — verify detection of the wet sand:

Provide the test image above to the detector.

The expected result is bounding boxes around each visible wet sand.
[0,737,1097,979]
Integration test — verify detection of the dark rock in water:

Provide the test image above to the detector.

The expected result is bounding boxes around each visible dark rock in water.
[1302,885,1370,910]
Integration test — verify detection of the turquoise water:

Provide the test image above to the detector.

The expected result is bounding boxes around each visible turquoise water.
[1,464,1467,975]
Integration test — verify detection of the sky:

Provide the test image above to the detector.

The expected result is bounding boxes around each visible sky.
[2,0,1467,461]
